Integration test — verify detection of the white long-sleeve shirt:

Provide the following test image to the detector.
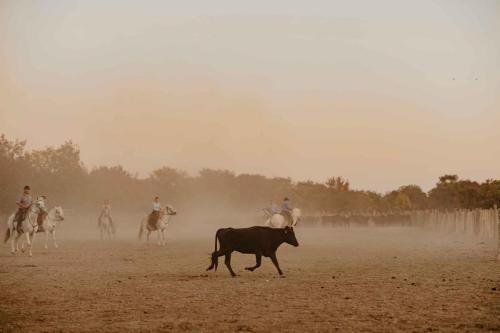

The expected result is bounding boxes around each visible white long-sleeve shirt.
[153,202,161,211]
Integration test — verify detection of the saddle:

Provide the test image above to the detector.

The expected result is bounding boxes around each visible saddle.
[147,211,161,228]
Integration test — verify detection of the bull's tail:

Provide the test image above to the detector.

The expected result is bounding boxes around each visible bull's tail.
[138,221,144,240]
[206,229,221,272]
[4,228,10,243]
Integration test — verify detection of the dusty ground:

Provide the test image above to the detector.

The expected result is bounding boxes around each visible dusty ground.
[0,226,499,332]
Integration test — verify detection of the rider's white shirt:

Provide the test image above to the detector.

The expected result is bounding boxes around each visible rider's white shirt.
[153,202,161,211]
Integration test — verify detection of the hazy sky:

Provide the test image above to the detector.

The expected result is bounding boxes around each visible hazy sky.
[1,0,499,192]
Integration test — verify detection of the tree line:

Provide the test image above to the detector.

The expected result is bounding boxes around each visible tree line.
[1,134,499,216]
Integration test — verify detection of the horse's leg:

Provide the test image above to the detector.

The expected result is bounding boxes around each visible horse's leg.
[52,229,58,248]
[110,218,116,240]
[20,233,26,253]
[161,229,166,246]
[100,226,103,241]
[31,230,37,256]
[15,233,21,252]
[26,231,32,257]
[146,230,150,244]
[45,230,49,249]
[10,229,16,254]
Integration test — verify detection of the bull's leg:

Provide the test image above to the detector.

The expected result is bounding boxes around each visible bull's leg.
[207,249,226,272]
[269,252,283,276]
[224,252,236,277]
[245,254,262,272]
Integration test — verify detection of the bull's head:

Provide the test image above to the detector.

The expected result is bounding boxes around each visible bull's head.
[283,226,299,247]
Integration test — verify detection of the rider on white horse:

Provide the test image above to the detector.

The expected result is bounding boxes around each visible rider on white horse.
[264,197,301,228]
[14,185,33,233]
[5,194,46,256]
[138,204,177,245]
[263,201,280,218]
[98,199,114,231]
[36,195,49,230]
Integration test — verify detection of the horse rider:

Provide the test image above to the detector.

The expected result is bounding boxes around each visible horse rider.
[148,196,162,229]
[14,185,33,233]
[99,199,114,229]
[281,197,293,225]
[263,201,280,218]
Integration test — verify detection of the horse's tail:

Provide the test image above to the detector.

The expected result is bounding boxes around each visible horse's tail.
[138,220,144,240]
[4,228,10,243]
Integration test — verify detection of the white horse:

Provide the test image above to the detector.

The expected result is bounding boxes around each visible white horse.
[265,208,302,228]
[4,197,46,256]
[36,206,65,249]
[98,206,115,240]
[138,205,177,245]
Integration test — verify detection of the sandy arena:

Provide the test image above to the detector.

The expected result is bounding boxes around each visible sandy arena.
[1,223,499,332]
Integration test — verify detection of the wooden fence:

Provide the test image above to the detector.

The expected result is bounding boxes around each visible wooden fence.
[410,206,500,260]
[302,206,500,260]
[409,207,499,239]
[301,212,412,228]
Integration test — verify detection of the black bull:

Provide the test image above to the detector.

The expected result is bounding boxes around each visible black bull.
[206,226,299,277]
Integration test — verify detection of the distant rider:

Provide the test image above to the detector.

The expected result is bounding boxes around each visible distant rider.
[14,185,33,233]
[264,201,280,218]
[99,199,114,231]
[37,195,49,229]
[281,197,293,225]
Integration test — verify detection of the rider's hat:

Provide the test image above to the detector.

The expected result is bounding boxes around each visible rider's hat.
[284,197,290,201]
[24,185,31,190]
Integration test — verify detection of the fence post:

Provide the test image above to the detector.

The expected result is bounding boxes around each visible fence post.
[494,204,499,261]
